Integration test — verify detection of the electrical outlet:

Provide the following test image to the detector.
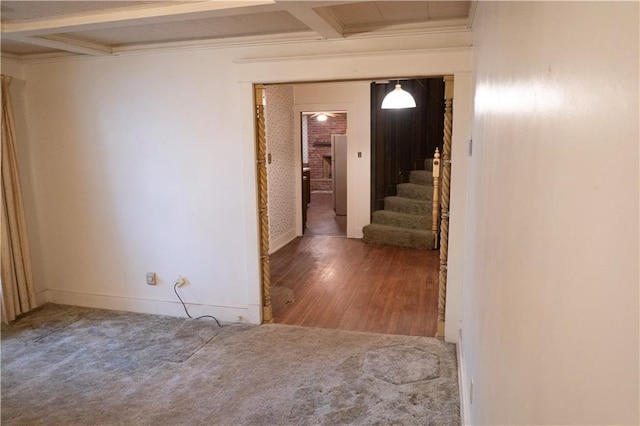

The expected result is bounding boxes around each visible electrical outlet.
[146,272,157,285]
[175,276,187,287]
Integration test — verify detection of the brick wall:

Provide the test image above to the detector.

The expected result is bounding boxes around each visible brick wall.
[307,113,347,191]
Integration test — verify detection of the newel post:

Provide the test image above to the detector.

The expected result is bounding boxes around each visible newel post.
[432,148,441,249]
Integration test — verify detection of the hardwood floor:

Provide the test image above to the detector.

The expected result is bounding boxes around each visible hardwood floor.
[270,236,439,336]
[304,192,346,236]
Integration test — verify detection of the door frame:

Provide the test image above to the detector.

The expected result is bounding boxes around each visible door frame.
[294,103,353,236]
[254,77,458,338]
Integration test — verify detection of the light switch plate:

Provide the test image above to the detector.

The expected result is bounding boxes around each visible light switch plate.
[146,272,157,285]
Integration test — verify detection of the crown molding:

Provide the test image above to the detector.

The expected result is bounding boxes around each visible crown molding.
[9,18,471,65]
[233,46,472,64]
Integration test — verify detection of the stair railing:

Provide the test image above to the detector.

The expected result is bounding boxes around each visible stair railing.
[431,148,441,249]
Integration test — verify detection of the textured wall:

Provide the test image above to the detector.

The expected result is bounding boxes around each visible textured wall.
[301,115,309,164]
[265,85,296,252]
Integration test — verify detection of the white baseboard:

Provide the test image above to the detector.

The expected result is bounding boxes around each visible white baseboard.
[269,228,297,254]
[42,289,261,324]
[457,327,471,425]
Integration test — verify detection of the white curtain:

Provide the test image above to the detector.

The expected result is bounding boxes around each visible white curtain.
[1,75,36,323]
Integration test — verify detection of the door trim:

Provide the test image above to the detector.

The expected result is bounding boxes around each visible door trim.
[254,84,273,323]
[437,75,454,337]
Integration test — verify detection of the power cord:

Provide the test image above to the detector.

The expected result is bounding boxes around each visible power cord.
[173,281,222,327]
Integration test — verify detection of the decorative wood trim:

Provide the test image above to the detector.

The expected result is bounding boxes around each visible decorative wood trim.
[254,84,273,323]
[432,148,441,249]
[2,1,278,37]
[6,34,112,56]
[437,75,454,338]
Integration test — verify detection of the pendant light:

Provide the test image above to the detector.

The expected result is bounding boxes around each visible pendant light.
[381,81,416,109]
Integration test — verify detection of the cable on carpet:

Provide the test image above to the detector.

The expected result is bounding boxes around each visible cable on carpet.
[173,281,222,327]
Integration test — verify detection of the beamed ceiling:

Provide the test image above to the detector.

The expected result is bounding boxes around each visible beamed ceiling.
[1,1,475,59]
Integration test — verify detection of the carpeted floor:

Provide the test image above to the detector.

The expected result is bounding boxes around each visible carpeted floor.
[1,304,460,425]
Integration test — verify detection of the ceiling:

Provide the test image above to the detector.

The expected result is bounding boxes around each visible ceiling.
[1,1,474,59]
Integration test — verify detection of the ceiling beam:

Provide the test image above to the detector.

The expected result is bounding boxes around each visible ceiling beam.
[7,34,112,56]
[276,1,344,39]
[1,1,279,37]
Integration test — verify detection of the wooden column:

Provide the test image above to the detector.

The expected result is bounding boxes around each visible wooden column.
[437,76,454,338]
[254,85,273,323]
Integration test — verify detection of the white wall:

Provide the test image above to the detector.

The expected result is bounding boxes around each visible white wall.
[463,2,639,424]
[445,71,473,343]
[18,30,472,336]
[265,85,297,253]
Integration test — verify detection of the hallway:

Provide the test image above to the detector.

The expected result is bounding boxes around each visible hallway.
[304,192,346,237]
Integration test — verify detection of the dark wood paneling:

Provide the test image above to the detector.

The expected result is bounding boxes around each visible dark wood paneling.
[370,78,445,213]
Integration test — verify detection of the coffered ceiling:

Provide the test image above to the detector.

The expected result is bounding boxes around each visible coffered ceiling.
[1,1,474,58]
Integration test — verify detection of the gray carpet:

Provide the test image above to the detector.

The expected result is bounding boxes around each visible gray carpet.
[2,304,460,425]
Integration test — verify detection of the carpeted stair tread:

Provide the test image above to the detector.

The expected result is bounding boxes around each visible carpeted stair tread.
[409,170,433,186]
[363,224,433,250]
[397,183,433,200]
[384,196,430,215]
[372,210,432,230]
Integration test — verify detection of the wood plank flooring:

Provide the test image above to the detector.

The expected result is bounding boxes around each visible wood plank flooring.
[304,192,346,236]
[270,236,439,336]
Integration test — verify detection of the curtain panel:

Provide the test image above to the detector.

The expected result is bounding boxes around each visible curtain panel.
[1,75,37,323]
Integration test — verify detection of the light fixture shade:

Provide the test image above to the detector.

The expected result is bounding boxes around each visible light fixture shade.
[316,113,328,121]
[381,83,417,109]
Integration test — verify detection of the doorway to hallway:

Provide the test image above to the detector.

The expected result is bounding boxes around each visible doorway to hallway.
[300,111,347,237]
[256,77,454,337]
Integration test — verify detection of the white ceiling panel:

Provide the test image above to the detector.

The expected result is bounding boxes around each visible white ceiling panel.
[193,11,308,35]
[70,10,310,46]
[63,21,218,46]
[324,2,384,26]
[426,1,471,20]
[0,1,473,57]
[374,1,429,23]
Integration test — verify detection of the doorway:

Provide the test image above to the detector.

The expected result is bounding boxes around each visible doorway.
[301,111,347,237]
[256,78,454,337]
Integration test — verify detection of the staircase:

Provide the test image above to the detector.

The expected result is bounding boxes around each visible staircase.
[363,159,436,250]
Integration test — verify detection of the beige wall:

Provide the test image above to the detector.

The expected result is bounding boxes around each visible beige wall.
[463,2,639,424]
